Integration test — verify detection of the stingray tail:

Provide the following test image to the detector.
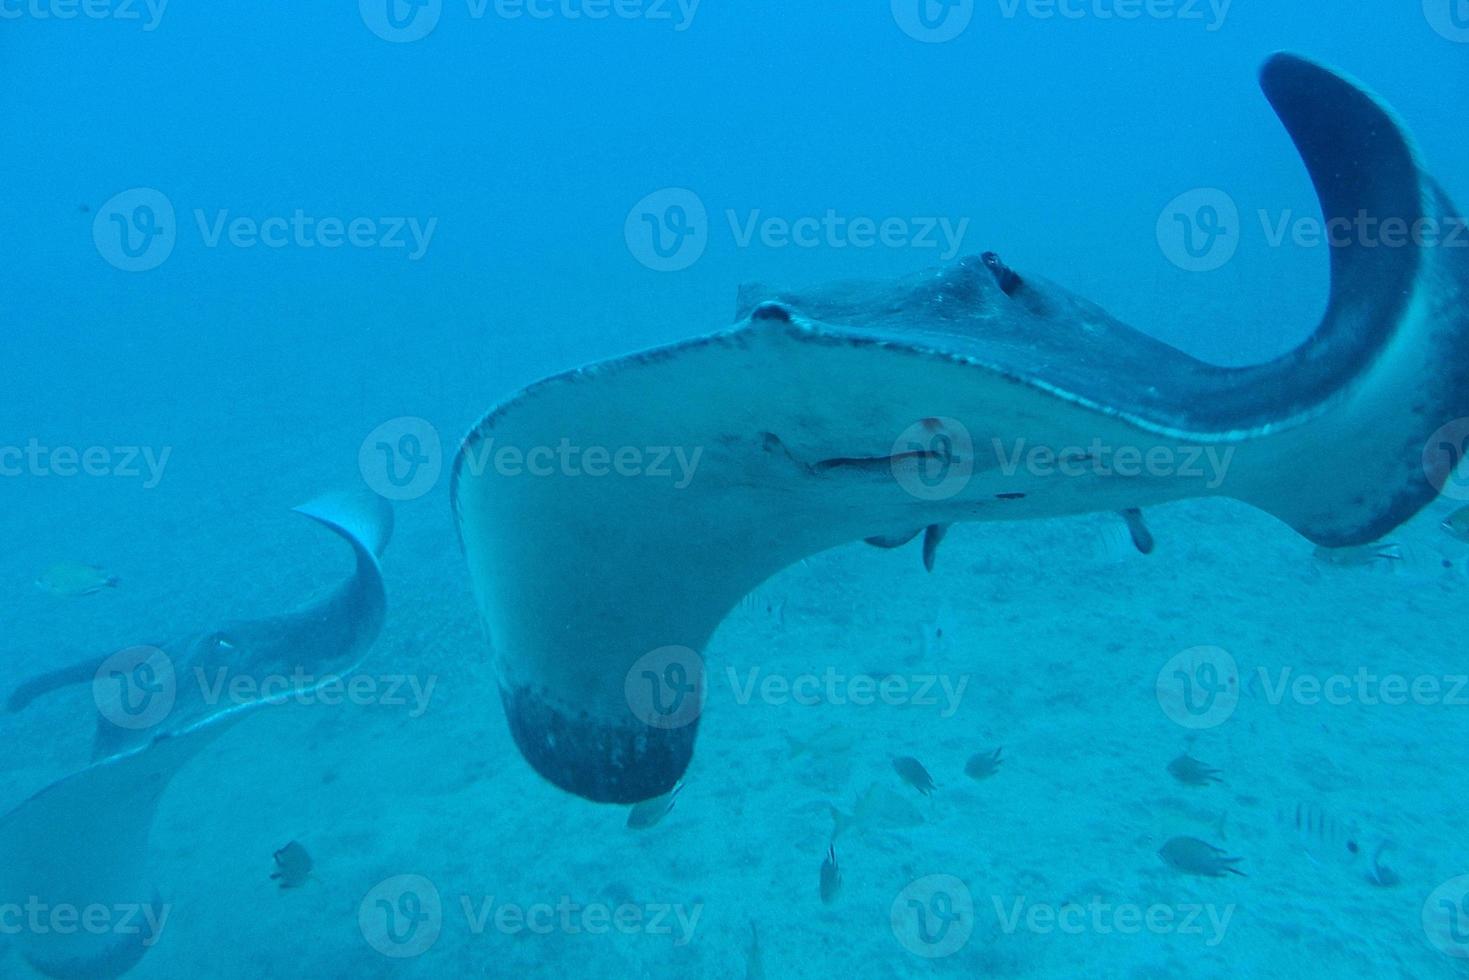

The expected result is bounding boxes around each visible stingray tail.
[1237,55,1469,546]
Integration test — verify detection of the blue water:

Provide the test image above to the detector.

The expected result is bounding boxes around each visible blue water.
[3,3,1469,978]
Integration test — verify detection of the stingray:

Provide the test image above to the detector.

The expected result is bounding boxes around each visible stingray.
[452,54,1468,805]
[0,492,391,979]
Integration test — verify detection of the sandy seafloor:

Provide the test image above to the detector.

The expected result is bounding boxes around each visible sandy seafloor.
[4,438,1469,980]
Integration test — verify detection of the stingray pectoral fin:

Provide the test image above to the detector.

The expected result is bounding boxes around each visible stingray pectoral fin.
[1228,55,1469,545]
[6,653,110,713]
[0,729,221,980]
[453,55,1467,805]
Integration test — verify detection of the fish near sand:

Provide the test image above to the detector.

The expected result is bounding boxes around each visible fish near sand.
[783,725,859,759]
[451,56,1469,805]
[35,561,118,597]
[829,782,925,840]
[744,921,764,980]
[965,747,1003,781]
[893,756,936,796]
[626,782,683,829]
[271,841,314,889]
[1158,836,1246,878]
[1312,543,1403,568]
[1167,753,1223,786]
[0,491,391,979]
[819,845,841,904]
[1440,505,1469,542]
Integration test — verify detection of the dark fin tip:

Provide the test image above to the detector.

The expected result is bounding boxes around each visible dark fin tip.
[751,301,793,323]
[500,685,694,804]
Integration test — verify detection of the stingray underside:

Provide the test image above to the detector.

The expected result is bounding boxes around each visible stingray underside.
[452,54,1468,804]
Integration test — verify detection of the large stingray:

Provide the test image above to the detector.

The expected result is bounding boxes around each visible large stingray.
[453,54,1468,806]
[0,492,391,979]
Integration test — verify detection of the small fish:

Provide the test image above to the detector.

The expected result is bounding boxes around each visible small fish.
[893,756,936,796]
[626,782,683,829]
[964,746,1003,781]
[917,609,954,660]
[739,590,786,628]
[1281,801,1361,867]
[1441,505,1469,541]
[745,921,764,980]
[819,844,842,904]
[829,783,925,839]
[1312,542,1402,568]
[270,841,314,889]
[1118,508,1155,554]
[35,561,118,598]
[1167,753,1223,786]
[1157,836,1245,877]
[783,725,859,759]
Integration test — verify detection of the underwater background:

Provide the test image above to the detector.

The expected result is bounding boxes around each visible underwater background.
[4,2,1469,977]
